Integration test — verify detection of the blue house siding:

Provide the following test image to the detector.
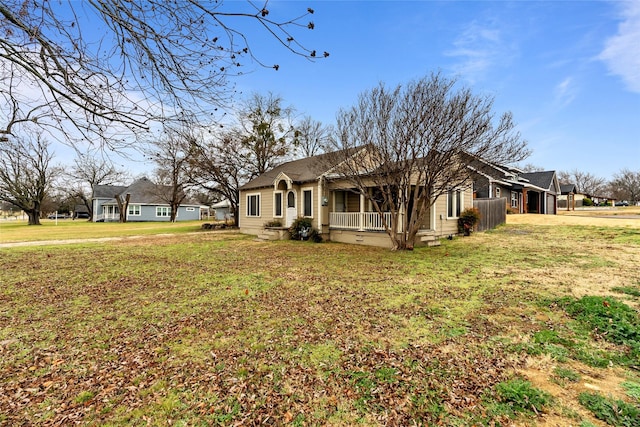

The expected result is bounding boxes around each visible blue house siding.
[98,204,201,222]
[92,178,202,222]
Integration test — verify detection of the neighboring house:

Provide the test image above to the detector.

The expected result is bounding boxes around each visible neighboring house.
[0,202,23,220]
[211,199,233,221]
[72,204,90,219]
[587,194,617,206]
[238,150,473,248]
[519,171,560,214]
[558,184,585,210]
[468,158,559,214]
[92,177,204,222]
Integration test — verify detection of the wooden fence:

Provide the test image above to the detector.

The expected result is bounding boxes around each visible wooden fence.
[473,198,506,232]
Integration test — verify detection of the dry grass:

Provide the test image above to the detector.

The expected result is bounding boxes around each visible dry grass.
[0,219,208,243]
[1,215,639,425]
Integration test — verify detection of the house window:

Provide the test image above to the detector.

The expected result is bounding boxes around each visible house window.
[186,207,195,212]
[156,206,171,217]
[128,204,141,216]
[447,189,462,218]
[246,194,260,217]
[495,188,501,198]
[274,192,283,217]
[303,189,312,217]
[511,192,518,208]
[334,191,346,212]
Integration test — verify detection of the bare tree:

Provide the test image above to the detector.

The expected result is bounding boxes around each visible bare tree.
[326,72,529,250]
[520,163,545,172]
[557,169,606,195]
[188,131,246,225]
[295,116,334,157]
[608,168,640,205]
[66,152,128,220]
[1,1,327,146]
[145,124,196,222]
[0,134,59,225]
[238,92,298,179]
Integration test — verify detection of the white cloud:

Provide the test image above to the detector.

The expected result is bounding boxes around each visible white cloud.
[599,1,640,93]
[445,21,512,83]
[554,77,577,107]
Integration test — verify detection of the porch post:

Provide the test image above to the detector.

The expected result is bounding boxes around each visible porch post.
[359,192,365,231]
[523,188,528,213]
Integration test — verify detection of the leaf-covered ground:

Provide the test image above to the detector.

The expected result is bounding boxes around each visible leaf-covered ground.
[1,221,639,425]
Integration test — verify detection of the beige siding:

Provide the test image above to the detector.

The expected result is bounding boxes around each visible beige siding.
[431,186,473,237]
[240,185,324,236]
[329,229,394,248]
[239,188,275,235]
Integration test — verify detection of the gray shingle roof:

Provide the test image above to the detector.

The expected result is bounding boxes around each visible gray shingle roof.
[520,171,556,191]
[94,177,199,205]
[92,184,127,199]
[239,151,338,191]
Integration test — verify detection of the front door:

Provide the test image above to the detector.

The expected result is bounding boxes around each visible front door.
[286,190,297,227]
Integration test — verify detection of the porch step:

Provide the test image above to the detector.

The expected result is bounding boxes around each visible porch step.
[258,228,290,241]
[418,232,441,247]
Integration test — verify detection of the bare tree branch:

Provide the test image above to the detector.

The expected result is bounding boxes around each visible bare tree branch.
[326,72,529,250]
[1,1,326,147]
[0,133,59,225]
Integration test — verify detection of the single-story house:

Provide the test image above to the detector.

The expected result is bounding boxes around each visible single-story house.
[558,184,581,210]
[92,177,204,222]
[72,204,90,219]
[468,157,559,214]
[211,199,233,221]
[238,150,473,248]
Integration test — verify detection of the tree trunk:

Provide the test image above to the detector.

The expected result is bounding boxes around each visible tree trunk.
[27,210,41,225]
[115,193,130,223]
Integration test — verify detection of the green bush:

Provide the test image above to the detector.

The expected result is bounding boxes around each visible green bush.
[458,207,481,234]
[582,198,594,206]
[289,217,322,242]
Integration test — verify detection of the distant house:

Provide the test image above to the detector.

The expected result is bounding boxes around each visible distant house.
[211,199,233,221]
[558,184,581,210]
[468,157,560,214]
[92,177,204,222]
[238,148,474,248]
[72,204,90,220]
[519,171,561,214]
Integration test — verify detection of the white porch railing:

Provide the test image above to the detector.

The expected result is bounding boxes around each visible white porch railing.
[329,212,392,231]
[95,213,119,222]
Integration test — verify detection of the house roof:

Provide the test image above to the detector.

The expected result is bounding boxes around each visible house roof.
[560,184,578,194]
[520,171,557,191]
[95,177,199,206]
[211,199,231,209]
[239,151,338,191]
[93,184,127,199]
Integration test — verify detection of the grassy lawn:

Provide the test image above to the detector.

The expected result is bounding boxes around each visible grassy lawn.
[0,220,208,243]
[1,217,639,425]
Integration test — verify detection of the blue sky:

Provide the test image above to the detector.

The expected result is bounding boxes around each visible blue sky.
[228,0,639,181]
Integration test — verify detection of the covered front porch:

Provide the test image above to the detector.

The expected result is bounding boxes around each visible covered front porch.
[95,205,120,222]
[325,189,439,247]
[329,211,392,231]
